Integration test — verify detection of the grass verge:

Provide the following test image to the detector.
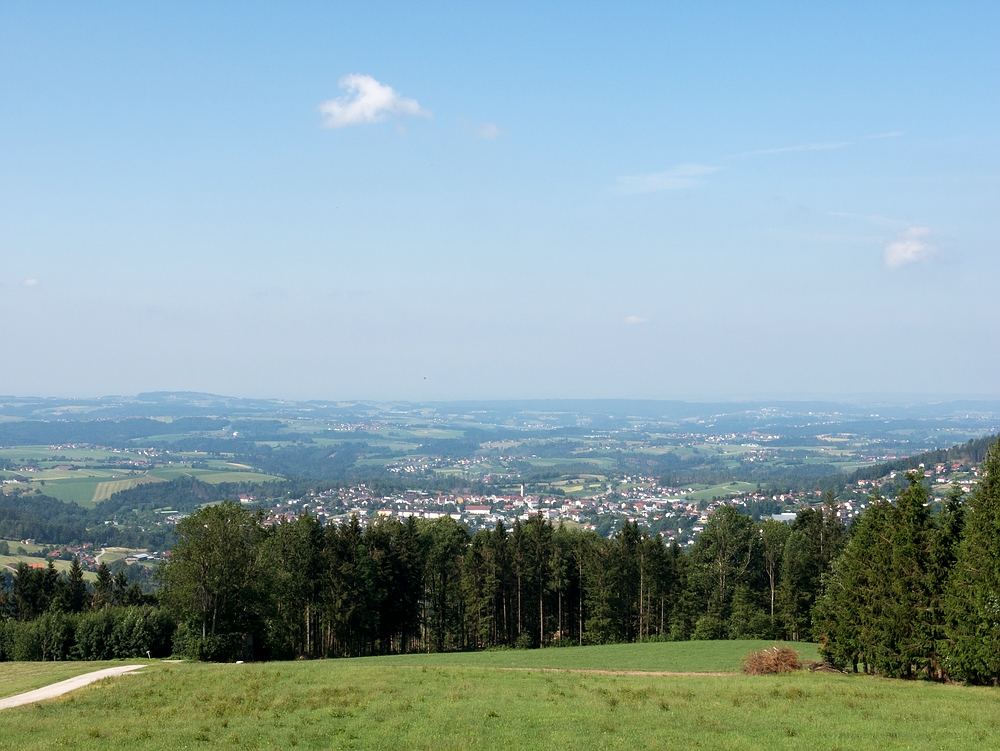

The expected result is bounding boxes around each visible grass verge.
[0,661,136,699]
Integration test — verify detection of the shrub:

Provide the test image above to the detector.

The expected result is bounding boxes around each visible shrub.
[0,607,174,661]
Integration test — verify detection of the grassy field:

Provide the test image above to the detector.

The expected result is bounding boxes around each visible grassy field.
[682,481,759,501]
[91,477,164,503]
[3,643,1000,749]
[0,661,133,699]
[3,462,283,505]
[2,467,159,507]
[145,467,283,484]
[0,555,98,581]
[359,639,818,672]
[96,547,152,565]
[34,478,109,506]
[0,448,122,464]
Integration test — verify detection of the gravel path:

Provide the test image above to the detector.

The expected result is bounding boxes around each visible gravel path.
[0,665,146,710]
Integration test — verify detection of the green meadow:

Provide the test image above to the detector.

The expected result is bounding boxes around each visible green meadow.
[10,466,283,506]
[145,467,283,484]
[0,661,130,699]
[0,555,98,582]
[2,642,1000,750]
[358,639,818,672]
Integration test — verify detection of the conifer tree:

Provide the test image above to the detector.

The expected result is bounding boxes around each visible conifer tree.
[944,439,1000,684]
[813,493,894,672]
[93,561,113,608]
[883,472,935,678]
[815,475,937,677]
[67,556,88,613]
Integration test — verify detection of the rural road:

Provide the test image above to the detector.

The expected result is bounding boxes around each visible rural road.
[0,665,146,710]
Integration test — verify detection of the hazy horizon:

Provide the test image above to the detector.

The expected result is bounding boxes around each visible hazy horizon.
[4,390,1000,413]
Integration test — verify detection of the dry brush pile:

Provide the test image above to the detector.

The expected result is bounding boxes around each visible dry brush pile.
[741,646,803,675]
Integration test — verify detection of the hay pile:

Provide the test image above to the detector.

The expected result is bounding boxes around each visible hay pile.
[741,646,803,675]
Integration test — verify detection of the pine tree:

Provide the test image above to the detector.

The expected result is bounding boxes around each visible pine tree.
[93,561,113,608]
[944,439,1000,684]
[815,475,938,678]
[883,473,935,678]
[67,556,88,613]
[113,570,129,606]
[813,493,895,672]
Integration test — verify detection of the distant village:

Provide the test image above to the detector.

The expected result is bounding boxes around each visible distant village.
[253,458,981,546]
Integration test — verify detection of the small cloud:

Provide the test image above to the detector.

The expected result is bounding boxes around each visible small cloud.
[624,315,648,325]
[475,122,504,140]
[884,227,936,269]
[614,164,718,195]
[318,74,429,129]
[23,279,38,287]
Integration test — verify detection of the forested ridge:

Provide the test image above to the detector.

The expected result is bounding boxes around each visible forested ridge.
[844,432,998,485]
[0,477,281,548]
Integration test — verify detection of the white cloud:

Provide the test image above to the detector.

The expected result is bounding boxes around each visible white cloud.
[23,279,38,287]
[884,227,936,269]
[475,122,504,140]
[614,164,718,195]
[318,74,429,128]
[624,315,648,325]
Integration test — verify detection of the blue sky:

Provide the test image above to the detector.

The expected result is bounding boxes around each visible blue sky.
[1,2,998,400]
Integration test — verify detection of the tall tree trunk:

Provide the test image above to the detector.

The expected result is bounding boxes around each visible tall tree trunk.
[539,581,544,646]
[517,576,522,637]
[578,552,584,646]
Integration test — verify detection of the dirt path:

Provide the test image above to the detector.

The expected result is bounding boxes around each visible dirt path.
[401,665,736,677]
[496,667,737,677]
[0,665,146,710]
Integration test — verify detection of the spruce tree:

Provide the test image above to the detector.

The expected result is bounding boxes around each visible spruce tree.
[813,493,894,672]
[883,472,935,678]
[93,561,113,608]
[816,475,937,677]
[944,439,1000,684]
[67,556,88,613]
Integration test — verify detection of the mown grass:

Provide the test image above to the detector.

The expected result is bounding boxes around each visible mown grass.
[0,661,132,699]
[91,477,165,503]
[145,467,283,484]
[2,643,1000,749]
[359,639,819,672]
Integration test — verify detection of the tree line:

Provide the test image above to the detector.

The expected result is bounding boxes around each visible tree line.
[151,490,848,661]
[0,559,172,661]
[815,438,1000,683]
